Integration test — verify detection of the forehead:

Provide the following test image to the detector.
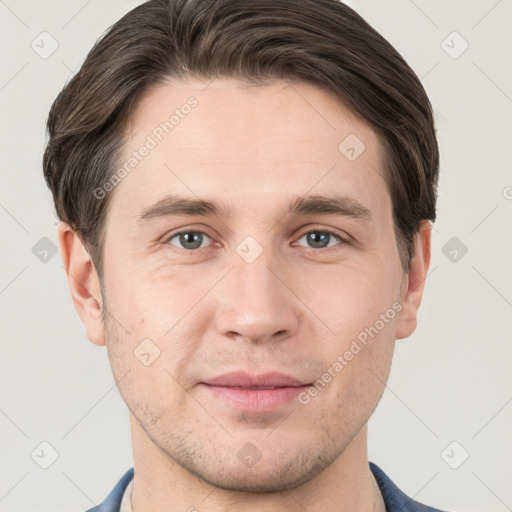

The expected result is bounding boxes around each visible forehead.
[107,77,390,225]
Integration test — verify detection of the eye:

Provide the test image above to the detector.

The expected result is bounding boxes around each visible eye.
[163,227,347,253]
[167,230,212,250]
[295,229,345,250]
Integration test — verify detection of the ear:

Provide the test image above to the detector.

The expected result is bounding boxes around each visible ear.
[395,220,432,340]
[57,221,106,346]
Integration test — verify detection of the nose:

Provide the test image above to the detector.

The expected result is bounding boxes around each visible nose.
[213,252,300,345]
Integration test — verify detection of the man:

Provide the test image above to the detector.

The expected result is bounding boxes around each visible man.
[43,0,446,510]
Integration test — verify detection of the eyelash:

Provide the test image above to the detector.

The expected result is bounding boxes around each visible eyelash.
[163,226,349,255]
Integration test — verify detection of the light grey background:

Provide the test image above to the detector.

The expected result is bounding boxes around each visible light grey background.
[1,1,511,511]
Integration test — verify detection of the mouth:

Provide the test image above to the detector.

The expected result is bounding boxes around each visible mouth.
[200,371,311,412]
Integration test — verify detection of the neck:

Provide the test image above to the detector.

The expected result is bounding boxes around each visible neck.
[129,415,377,512]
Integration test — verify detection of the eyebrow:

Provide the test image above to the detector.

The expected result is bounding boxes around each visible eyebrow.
[137,193,372,224]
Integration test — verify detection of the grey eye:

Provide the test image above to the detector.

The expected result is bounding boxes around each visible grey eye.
[296,231,341,249]
[169,231,211,250]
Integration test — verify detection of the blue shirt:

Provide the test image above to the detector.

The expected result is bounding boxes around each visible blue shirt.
[85,461,448,511]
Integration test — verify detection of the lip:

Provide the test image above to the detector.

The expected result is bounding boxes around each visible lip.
[202,371,307,388]
[200,371,311,412]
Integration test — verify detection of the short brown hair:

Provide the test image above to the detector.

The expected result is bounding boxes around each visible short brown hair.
[43,0,439,278]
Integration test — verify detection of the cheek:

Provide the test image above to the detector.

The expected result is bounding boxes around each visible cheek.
[105,313,193,415]
[321,316,395,425]
[113,362,186,425]
[302,263,399,400]
[105,260,210,338]
[303,261,400,335]
[103,273,209,384]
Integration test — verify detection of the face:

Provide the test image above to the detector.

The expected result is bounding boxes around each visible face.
[82,78,421,492]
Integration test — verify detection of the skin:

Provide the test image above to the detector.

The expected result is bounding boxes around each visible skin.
[58,78,431,512]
